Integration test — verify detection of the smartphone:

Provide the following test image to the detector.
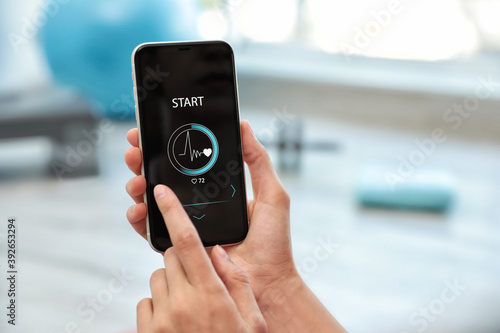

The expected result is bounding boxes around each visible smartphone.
[131,40,248,252]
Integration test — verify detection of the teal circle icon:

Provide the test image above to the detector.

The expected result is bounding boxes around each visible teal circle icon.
[167,124,219,176]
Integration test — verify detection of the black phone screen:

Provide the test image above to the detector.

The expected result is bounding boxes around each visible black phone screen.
[133,41,248,252]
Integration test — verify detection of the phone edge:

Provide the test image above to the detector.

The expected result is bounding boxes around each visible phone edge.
[131,42,162,253]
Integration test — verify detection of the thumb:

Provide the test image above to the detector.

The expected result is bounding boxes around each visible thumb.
[240,119,287,205]
[211,245,266,330]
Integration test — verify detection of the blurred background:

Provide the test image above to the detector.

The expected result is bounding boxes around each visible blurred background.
[1,0,500,332]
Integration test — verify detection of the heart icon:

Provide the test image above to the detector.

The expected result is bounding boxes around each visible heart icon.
[203,148,212,157]
[191,178,197,184]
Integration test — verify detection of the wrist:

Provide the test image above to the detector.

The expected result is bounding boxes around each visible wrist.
[256,268,305,321]
[256,270,347,333]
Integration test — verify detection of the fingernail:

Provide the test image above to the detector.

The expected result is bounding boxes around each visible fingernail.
[154,185,167,200]
[216,245,231,261]
[131,204,136,214]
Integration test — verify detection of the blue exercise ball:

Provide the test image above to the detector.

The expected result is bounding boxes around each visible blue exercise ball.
[39,0,200,118]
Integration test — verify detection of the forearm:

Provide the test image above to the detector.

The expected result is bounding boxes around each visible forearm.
[258,275,347,333]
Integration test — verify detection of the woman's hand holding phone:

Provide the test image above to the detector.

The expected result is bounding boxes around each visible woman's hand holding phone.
[126,121,347,333]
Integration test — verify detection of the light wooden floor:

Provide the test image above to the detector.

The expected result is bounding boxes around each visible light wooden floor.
[1,113,499,333]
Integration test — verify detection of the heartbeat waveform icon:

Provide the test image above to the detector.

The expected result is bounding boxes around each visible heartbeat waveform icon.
[179,131,212,162]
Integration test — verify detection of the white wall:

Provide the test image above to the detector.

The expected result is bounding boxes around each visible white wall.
[0,0,52,96]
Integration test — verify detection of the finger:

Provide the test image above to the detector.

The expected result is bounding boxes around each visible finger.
[247,199,256,221]
[126,203,148,240]
[137,298,153,332]
[211,245,264,327]
[149,269,169,309]
[126,175,147,203]
[240,120,288,206]
[154,185,216,285]
[125,146,143,176]
[163,247,187,289]
[127,128,140,147]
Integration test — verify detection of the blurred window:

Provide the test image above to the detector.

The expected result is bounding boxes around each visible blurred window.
[198,0,500,61]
